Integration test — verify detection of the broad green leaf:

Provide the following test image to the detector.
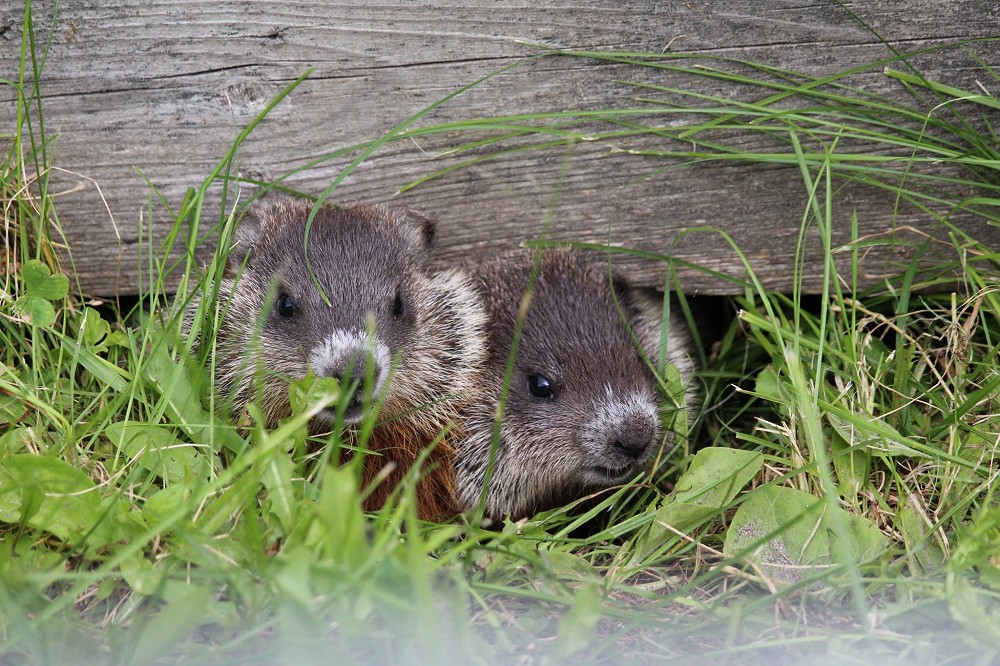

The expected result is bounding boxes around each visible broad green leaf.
[543,550,600,581]
[0,427,31,454]
[0,454,114,548]
[634,448,764,561]
[195,467,262,535]
[724,485,889,586]
[22,259,69,300]
[673,447,764,506]
[79,307,129,353]
[143,485,191,525]
[0,536,64,576]
[15,294,56,328]
[897,504,946,576]
[288,371,343,420]
[95,577,119,602]
[58,333,130,392]
[828,415,872,496]
[14,261,69,328]
[142,330,243,454]
[753,364,791,415]
[313,466,367,569]
[0,396,26,425]
[554,583,603,658]
[144,334,213,427]
[659,360,689,436]
[649,503,718,536]
[120,553,165,597]
[106,421,210,483]
[81,307,112,348]
[754,365,782,401]
[261,448,296,535]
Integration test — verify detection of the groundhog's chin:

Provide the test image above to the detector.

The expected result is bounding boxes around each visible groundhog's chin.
[578,461,645,486]
[313,381,388,426]
[313,405,365,426]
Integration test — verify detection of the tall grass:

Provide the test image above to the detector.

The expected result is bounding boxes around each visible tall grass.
[4,5,1000,664]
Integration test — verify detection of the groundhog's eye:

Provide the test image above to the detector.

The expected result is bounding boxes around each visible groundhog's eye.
[392,290,404,319]
[526,374,556,400]
[276,292,295,318]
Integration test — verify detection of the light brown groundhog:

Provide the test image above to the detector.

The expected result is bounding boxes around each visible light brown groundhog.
[198,198,485,520]
[454,249,696,521]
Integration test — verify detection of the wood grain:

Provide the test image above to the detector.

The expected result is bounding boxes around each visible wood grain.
[5,1,999,295]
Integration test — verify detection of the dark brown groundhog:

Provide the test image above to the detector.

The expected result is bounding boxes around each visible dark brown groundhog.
[199,197,485,519]
[454,249,695,521]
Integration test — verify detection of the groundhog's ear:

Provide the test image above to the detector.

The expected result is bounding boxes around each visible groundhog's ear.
[627,287,667,366]
[225,208,262,273]
[400,209,436,252]
[588,264,635,306]
[607,271,654,346]
[599,269,668,364]
[609,271,632,302]
[581,259,630,298]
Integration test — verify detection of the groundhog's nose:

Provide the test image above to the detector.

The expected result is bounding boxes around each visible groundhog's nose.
[318,353,386,424]
[327,354,384,393]
[611,436,650,460]
[609,414,657,460]
[309,333,392,425]
[309,332,391,393]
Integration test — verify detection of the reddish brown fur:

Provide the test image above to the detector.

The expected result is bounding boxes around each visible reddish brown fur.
[357,425,461,520]
[194,198,485,520]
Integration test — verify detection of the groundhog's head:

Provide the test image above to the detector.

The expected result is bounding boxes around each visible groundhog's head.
[213,197,435,427]
[458,250,689,520]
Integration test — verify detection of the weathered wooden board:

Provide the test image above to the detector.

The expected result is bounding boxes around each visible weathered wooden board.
[5,1,1000,295]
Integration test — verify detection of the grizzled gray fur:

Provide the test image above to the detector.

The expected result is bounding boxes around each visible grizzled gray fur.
[195,199,480,430]
[455,249,695,520]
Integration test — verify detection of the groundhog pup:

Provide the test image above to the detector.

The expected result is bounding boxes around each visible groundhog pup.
[454,249,695,521]
[200,197,485,519]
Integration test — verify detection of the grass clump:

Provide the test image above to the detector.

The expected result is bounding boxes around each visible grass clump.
[4,8,1000,665]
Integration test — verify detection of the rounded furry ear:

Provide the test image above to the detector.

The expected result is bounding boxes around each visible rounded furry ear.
[225,206,264,276]
[628,287,666,364]
[629,288,697,391]
[400,209,436,251]
[581,258,632,300]
[609,271,632,303]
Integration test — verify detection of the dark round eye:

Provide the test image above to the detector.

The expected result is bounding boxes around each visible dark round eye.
[392,290,404,319]
[276,292,295,318]
[526,374,556,400]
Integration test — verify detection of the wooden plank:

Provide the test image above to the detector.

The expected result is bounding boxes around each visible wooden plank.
[6,1,1000,295]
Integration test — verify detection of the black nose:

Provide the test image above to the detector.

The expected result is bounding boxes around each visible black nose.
[611,436,651,460]
[327,355,383,392]
[608,413,657,460]
[327,360,385,418]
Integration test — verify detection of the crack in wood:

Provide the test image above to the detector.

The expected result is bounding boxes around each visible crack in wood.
[38,86,159,100]
[668,35,984,55]
[153,63,259,80]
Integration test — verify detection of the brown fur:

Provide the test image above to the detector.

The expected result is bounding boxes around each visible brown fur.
[454,249,696,520]
[355,425,461,520]
[190,197,485,519]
